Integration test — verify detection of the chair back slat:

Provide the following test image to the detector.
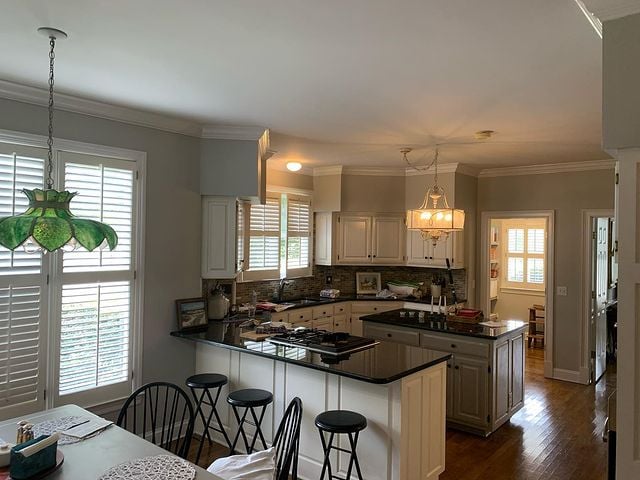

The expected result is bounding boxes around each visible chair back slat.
[116,382,195,459]
[273,397,303,480]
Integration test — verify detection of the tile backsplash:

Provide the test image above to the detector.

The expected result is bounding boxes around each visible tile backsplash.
[203,265,467,306]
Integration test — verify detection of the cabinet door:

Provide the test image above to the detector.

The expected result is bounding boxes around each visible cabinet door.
[510,334,525,414]
[333,314,348,332]
[446,359,454,419]
[429,235,452,267]
[337,215,371,264]
[314,212,333,265]
[453,355,489,426]
[407,230,428,265]
[350,314,364,336]
[493,340,511,426]
[372,215,405,264]
[202,196,237,278]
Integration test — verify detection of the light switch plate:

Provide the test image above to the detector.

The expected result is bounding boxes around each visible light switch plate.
[557,286,568,296]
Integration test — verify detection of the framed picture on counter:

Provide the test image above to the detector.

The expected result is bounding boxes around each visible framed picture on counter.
[356,272,381,294]
[176,297,207,331]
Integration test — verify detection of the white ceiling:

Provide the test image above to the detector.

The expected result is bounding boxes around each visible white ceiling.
[0,0,605,170]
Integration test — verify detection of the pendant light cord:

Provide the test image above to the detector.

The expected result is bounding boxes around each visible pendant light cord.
[46,36,56,189]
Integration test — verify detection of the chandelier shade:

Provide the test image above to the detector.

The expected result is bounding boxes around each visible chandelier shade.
[0,189,118,252]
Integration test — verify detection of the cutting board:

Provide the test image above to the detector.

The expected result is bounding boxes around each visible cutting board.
[239,331,275,342]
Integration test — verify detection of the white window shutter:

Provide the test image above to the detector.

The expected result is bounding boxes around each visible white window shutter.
[0,144,47,418]
[243,196,281,281]
[286,195,312,277]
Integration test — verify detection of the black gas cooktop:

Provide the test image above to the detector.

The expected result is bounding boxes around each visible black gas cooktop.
[267,329,378,355]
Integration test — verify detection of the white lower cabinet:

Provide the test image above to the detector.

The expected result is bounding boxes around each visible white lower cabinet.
[363,320,526,436]
[350,302,403,336]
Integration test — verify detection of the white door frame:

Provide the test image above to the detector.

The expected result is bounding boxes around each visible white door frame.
[580,209,614,385]
[480,210,555,378]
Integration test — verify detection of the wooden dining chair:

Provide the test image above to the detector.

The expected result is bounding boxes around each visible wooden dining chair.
[117,382,195,459]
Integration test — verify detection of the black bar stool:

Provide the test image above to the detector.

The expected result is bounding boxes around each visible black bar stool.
[227,388,273,454]
[315,410,367,480]
[186,373,232,463]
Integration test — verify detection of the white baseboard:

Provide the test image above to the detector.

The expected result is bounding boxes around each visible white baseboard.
[578,367,591,385]
[552,368,582,384]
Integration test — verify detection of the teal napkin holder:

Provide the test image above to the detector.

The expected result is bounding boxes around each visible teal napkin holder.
[9,435,58,480]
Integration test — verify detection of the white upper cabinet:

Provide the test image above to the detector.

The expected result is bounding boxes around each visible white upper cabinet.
[406,230,465,269]
[202,196,237,278]
[337,214,373,264]
[372,216,405,264]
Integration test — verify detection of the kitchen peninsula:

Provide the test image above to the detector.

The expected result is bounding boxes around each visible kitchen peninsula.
[172,321,451,480]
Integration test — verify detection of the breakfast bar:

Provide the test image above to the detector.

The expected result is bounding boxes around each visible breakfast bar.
[172,322,451,480]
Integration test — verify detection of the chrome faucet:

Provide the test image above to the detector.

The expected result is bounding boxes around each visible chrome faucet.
[277,278,293,302]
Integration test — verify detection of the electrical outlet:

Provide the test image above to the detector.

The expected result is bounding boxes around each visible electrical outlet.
[326,275,333,285]
[557,286,568,296]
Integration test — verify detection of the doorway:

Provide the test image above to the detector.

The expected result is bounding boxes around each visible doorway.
[581,210,616,385]
[480,211,555,378]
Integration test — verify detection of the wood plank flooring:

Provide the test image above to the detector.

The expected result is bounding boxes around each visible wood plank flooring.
[188,348,616,480]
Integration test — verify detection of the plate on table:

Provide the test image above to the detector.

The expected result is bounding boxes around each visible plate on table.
[0,449,64,480]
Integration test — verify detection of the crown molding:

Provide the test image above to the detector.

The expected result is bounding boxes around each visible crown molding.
[0,79,204,137]
[478,159,615,178]
[313,166,343,177]
[201,125,269,141]
[267,164,314,176]
[579,0,640,21]
[405,162,474,176]
[343,166,406,177]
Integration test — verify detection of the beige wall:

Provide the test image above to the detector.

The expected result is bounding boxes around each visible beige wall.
[496,291,545,322]
[477,168,615,372]
[603,13,640,149]
[267,168,313,190]
[341,174,405,212]
[0,97,202,388]
[455,173,478,306]
[313,174,342,212]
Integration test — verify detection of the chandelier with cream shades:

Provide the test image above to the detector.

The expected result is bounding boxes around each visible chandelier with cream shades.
[404,147,465,245]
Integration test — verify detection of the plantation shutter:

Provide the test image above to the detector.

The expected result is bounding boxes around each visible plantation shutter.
[286,194,312,277]
[503,221,545,291]
[0,143,48,418]
[243,196,281,281]
[55,151,136,407]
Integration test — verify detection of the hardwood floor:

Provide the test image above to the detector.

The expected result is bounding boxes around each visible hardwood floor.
[441,347,616,480]
[187,347,617,479]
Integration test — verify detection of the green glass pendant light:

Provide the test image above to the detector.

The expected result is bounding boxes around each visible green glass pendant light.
[0,28,118,253]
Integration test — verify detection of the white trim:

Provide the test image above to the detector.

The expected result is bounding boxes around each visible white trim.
[580,209,614,387]
[580,0,640,21]
[478,159,615,178]
[343,166,407,177]
[404,162,467,176]
[0,79,202,137]
[552,368,582,384]
[574,0,603,38]
[201,125,268,141]
[313,166,343,177]
[499,287,545,297]
[480,210,555,379]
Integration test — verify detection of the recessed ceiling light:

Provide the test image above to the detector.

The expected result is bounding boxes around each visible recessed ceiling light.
[474,130,495,140]
[286,162,302,172]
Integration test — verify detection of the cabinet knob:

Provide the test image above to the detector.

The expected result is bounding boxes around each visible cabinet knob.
[424,256,428,259]
[455,365,459,370]
[373,255,377,258]
[300,315,304,319]
[451,344,457,348]
[447,363,451,368]
[373,307,378,311]
[387,333,392,337]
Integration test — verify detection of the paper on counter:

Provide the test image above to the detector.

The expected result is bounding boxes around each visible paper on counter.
[62,418,113,438]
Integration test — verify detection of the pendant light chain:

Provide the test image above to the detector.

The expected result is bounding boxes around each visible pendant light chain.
[46,36,56,189]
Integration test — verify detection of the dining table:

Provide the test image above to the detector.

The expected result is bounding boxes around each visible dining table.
[0,404,222,479]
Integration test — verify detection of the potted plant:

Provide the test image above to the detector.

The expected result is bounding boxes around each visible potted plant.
[431,274,446,299]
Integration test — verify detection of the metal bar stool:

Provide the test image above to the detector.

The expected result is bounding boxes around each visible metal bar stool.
[227,388,273,454]
[315,410,367,480]
[186,373,232,464]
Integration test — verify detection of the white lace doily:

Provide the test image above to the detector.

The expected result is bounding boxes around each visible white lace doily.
[98,455,196,480]
[32,415,98,445]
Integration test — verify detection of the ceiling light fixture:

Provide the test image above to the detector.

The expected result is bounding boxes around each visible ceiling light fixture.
[404,147,465,245]
[286,161,302,172]
[0,28,118,253]
[474,130,495,140]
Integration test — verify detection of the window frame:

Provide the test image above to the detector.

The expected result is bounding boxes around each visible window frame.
[502,219,546,292]
[0,129,146,415]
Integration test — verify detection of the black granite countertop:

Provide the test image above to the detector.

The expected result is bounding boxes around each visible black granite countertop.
[171,322,451,384]
[361,309,527,340]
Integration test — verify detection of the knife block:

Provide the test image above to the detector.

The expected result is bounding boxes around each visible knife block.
[9,435,57,480]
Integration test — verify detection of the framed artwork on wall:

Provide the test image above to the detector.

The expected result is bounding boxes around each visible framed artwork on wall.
[176,297,207,331]
[356,272,382,294]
